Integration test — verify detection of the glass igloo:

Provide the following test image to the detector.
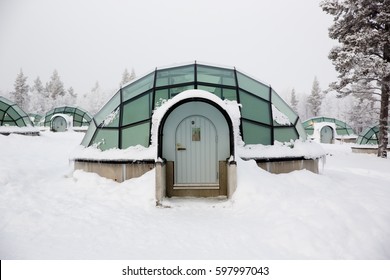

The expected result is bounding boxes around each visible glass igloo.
[303,116,356,143]
[75,62,323,200]
[356,125,379,145]
[81,62,306,150]
[0,96,38,135]
[42,106,92,131]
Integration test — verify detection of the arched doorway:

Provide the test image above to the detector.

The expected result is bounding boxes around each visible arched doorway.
[320,125,333,143]
[51,116,67,132]
[157,95,235,198]
[175,115,218,186]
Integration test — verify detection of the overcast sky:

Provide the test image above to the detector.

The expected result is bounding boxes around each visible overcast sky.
[0,0,337,98]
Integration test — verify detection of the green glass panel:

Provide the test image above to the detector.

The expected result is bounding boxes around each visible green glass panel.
[335,119,345,127]
[0,102,7,111]
[95,93,120,126]
[324,117,333,123]
[296,121,307,140]
[169,85,194,97]
[242,120,272,145]
[82,117,91,125]
[156,65,194,87]
[302,120,311,127]
[236,71,269,100]
[16,118,24,126]
[197,85,222,99]
[64,107,75,113]
[222,88,237,101]
[22,117,32,126]
[122,73,154,102]
[356,135,364,144]
[271,90,298,124]
[240,91,271,125]
[3,113,12,122]
[197,65,236,86]
[154,89,169,108]
[122,94,150,126]
[54,107,64,113]
[92,129,118,150]
[121,122,151,148]
[336,128,348,136]
[74,108,83,115]
[6,107,19,120]
[81,121,97,146]
[274,127,299,143]
[154,85,195,104]
[83,112,92,121]
[12,105,27,117]
[73,114,82,122]
[364,129,375,140]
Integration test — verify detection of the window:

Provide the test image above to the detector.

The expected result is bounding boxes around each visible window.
[121,122,150,148]
[240,91,271,125]
[242,120,272,145]
[237,71,269,100]
[197,65,236,86]
[122,94,150,126]
[156,65,194,87]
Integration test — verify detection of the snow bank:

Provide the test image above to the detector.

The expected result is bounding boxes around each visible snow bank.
[71,144,156,161]
[0,125,40,134]
[1,132,390,259]
[238,140,326,159]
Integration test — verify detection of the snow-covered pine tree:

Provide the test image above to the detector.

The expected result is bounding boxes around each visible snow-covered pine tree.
[29,76,47,114]
[307,76,323,117]
[68,87,77,99]
[120,68,136,87]
[11,69,29,111]
[347,82,378,134]
[321,0,390,157]
[129,68,136,81]
[290,88,299,113]
[120,68,131,87]
[46,70,65,107]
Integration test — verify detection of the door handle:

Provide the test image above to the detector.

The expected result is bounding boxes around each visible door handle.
[177,147,186,151]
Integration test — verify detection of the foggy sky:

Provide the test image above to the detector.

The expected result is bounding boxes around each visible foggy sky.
[0,0,337,98]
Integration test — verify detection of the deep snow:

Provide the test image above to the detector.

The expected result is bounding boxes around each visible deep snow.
[0,132,390,259]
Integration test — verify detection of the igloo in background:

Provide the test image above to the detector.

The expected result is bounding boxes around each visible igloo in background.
[0,96,39,136]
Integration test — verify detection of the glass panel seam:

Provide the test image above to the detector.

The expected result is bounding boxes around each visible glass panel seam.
[120,118,151,129]
[241,118,273,128]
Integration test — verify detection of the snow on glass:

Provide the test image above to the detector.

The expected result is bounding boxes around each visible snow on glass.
[272,104,291,126]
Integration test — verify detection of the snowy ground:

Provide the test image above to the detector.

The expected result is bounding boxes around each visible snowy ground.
[0,132,390,259]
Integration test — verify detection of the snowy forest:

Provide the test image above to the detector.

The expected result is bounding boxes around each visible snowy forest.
[1,67,136,116]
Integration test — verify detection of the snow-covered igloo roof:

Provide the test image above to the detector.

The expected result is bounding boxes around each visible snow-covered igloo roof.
[0,96,34,127]
[80,62,307,151]
[42,106,92,128]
